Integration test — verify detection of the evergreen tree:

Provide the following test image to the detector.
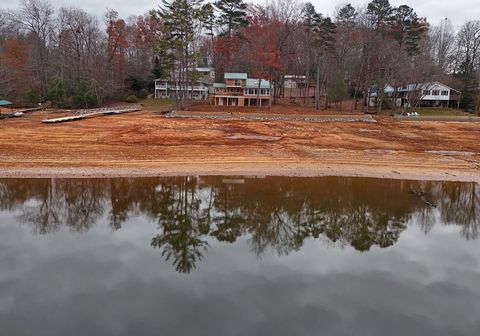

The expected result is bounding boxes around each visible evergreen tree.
[313,14,336,110]
[214,0,248,38]
[390,5,427,55]
[214,0,248,71]
[457,58,478,110]
[301,2,318,105]
[367,0,393,29]
[336,3,357,27]
[200,3,216,68]
[201,3,216,39]
[328,72,349,108]
[156,0,206,109]
[314,16,337,51]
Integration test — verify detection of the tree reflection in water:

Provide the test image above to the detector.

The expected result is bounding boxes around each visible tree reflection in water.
[0,176,478,273]
[150,177,210,273]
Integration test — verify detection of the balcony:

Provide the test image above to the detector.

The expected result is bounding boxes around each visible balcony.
[215,92,244,96]
[244,93,271,97]
[156,85,208,91]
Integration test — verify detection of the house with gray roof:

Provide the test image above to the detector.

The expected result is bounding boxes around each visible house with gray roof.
[213,73,271,107]
[154,67,215,100]
[369,81,461,108]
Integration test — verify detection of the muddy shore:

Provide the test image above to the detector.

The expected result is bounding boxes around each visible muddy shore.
[1,109,479,182]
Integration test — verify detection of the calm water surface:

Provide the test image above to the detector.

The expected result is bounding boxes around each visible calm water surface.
[0,176,479,335]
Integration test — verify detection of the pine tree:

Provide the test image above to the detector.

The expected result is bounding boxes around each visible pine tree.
[200,3,216,70]
[313,15,336,110]
[367,0,393,29]
[336,3,357,27]
[156,0,205,109]
[214,0,248,38]
[390,5,427,55]
[302,2,318,105]
[214,0,248,71]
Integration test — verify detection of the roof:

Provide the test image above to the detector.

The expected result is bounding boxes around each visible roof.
[198,78,213,85]
[397,82,460,93]
[284,75,306,79]
[224,73,248,80]
[384,85,395,93]
[195,67,213,73]
[0,100,13,106]
[213,83,226,88]
[245,78,271,89]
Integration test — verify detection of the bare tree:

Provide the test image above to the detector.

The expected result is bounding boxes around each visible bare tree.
[429,18,456,73]
[455,20,480,110]
[14,0,55,96]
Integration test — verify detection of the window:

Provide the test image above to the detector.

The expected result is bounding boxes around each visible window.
[423,90,430,95]
[441,90,449,96]
[234,79,241,86]
[432,90,440,96]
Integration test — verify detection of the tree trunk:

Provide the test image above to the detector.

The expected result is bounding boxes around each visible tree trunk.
[256,78,262,107]
[315,56,320,110]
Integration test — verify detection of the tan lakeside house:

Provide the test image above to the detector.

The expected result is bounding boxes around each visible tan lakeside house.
[213,73,271,107]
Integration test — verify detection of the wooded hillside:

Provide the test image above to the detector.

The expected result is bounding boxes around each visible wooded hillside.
[0,0,479,112]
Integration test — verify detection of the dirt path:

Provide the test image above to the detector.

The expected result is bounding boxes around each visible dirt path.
[0,109,479,181]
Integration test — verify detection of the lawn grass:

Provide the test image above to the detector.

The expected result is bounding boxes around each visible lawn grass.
[140,98,173,112]
[414,108,466,117]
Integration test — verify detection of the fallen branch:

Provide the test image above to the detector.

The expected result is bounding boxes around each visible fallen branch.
[410,189,437,208]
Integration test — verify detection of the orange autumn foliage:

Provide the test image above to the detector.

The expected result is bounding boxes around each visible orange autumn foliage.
[107,18,128,72]
[242,10,283,80]
[0,39,29,68]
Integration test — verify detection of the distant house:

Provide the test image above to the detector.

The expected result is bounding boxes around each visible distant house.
[370,82,461,108]
[196,67,215,80]
[283,75,306,89]
[154,67,215,100]
[213,73,271,107]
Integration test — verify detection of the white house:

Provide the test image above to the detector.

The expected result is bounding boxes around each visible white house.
[154,67,215,100]
[370,82,461,108]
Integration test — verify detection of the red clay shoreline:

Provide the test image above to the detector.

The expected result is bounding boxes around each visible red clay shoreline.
[1,109,479,182]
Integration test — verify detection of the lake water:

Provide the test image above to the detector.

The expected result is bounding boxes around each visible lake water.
[0,176,479,335]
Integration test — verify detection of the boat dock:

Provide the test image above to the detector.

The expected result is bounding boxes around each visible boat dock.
[42,105,142,124]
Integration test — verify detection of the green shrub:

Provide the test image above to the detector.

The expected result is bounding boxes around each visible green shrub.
[23,90,41,106]
[126,95,138,103]
[46,77,97,108]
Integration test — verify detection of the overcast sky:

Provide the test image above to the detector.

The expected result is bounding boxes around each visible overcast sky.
[1,0,478,29]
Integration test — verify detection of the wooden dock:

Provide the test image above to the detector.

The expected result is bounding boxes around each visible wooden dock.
[42,105,142,124]
[18,102,51,114]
